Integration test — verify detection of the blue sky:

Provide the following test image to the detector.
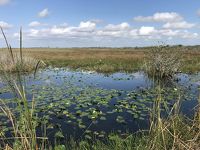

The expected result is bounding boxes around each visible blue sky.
[0,0,200,47]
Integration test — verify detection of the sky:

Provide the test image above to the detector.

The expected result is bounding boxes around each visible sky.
[1,0,200,47]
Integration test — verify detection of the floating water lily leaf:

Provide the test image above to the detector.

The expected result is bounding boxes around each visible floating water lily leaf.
[100,116,106,120]
[79,123,86,129]
[55,131,64,139]
[116,116,126,124]
[85,134,92,139]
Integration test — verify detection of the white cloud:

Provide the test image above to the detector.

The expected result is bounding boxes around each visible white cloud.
[28,29,40,37]
[96,22,130,38]
[159,29,180,37]
[158,29,198,39]
[26,21,97,38]
[29,21,41,27]
[139,26,156,36]
[180,31,198,39]
[96,30,123,37]
[21,20,198,42]
[134,12,183,22]
[163,21,195,29]
[0,21,12,29]
[29,21,48,27]
[129,29,138,37]
[0,0,10,6]
[78,21,96,31]
[38,8,49,18]
[104,22,130,31]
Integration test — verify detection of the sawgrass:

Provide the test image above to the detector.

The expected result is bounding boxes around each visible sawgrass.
[1,46,199,73]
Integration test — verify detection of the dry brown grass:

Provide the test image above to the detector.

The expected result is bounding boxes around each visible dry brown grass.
[23,48,145,61]
[1,47,200,73]
[0,51,39,73]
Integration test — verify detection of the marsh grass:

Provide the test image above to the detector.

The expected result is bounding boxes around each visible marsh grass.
[0,28,44,74]
[0,52,39,73]
[4,46,200,73]
[0,28,46,150]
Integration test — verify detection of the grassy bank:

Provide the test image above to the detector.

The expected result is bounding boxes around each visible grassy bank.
[1,47,200,73]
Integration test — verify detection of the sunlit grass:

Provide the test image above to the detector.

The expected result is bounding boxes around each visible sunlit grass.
[2,46,199,73]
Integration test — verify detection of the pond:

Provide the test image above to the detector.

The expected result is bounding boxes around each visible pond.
[0,67,199,141]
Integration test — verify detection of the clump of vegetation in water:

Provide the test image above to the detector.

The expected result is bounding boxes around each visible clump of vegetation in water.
[144,45,183,79]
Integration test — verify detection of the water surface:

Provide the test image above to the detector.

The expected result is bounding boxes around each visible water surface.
[0,67,199,140]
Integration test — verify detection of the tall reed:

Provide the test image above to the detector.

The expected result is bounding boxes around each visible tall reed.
[0,27,46,150]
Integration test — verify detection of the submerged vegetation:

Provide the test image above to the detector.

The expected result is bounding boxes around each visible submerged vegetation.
[0,28,199,150]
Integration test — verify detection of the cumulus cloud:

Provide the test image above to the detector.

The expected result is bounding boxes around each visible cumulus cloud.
[38,8,49,18]
[180,31,198,39]
[78,21,96,31]
[21,20,198,42]
[104,22,130,31]
[159,29,179,37]
[96,22,130,38]
[163,21,195,29]
[0,0,10,6]
[134,12,183,22]
[158,29,198,39]
[0,21,12,29]
[139,26,156,36]
[26,21,97,38]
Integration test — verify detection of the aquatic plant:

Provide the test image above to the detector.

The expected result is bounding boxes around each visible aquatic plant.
[57,85,200,150]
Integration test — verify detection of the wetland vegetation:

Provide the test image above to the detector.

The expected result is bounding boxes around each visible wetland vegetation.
[0,29,199,150]
[1,45,200,74]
